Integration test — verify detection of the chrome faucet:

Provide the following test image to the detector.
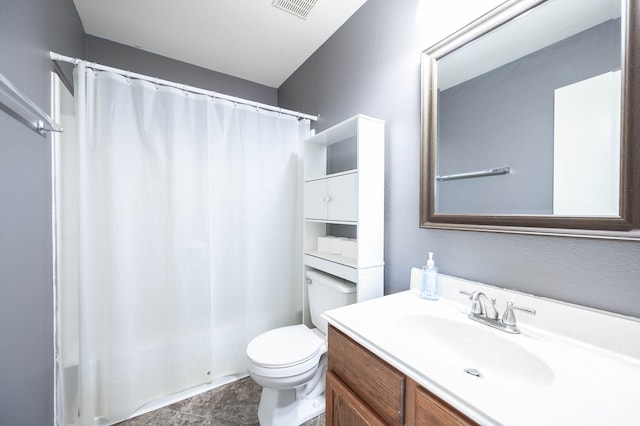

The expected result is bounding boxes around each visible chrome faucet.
[469,291,499,320]
[459,290,535,334]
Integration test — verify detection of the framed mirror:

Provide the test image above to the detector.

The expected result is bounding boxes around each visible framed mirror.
[420,0,640,239]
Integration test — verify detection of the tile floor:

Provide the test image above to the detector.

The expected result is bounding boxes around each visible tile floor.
[116,377,325,426]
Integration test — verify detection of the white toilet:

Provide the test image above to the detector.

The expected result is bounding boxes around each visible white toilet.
[246,269,356,426]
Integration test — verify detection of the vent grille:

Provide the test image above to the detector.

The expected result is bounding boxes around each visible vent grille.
[272,0,318,19]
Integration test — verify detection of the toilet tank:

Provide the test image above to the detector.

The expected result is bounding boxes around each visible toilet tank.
[306,269,356,334]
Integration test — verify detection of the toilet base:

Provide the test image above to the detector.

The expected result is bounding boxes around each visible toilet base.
[257,386,325,426]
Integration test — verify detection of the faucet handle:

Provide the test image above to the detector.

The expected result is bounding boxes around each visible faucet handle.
[502,301,536,326]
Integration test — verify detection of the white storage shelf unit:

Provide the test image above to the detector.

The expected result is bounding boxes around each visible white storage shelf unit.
[303,114,385,308]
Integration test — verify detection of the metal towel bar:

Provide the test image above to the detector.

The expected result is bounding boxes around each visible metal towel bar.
[0,72,63,135]
[437,166,510,182]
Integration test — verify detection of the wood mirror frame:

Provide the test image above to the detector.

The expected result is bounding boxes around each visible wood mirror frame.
[420,0,640,239]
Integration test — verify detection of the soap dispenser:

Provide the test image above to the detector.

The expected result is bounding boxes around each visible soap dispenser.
[420,252,439,300]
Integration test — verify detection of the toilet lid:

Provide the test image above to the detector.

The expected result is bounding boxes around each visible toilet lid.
[247,324,324,368]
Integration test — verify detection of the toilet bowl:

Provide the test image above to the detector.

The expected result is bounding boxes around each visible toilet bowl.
[246,269,356,426]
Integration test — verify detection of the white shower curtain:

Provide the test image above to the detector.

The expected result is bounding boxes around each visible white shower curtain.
[59,64,309,425]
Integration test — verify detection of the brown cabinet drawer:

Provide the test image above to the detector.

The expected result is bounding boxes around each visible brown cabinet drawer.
[406,378,478,426]
[326,371,387,426]
[328,326,405,426]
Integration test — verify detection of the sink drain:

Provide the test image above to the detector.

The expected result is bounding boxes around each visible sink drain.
[464,368,482,378]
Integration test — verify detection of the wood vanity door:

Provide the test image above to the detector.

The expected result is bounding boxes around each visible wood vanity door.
[326,371,386,426]
[328,326,405,425]
[405,378,478,426]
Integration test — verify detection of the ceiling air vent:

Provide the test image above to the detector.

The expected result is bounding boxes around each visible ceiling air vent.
[272,0,318,20]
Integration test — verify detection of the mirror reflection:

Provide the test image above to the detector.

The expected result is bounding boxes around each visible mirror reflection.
[434,0,622,216]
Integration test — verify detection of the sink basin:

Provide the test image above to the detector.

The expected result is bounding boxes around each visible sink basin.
[393,314,554,388]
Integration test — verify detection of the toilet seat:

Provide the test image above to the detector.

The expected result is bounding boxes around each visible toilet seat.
[247,325,326,378]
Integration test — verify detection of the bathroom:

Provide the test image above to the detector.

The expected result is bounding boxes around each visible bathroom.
[1,0,639,425]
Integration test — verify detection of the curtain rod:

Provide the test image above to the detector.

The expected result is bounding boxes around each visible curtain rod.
[49,52,318,122]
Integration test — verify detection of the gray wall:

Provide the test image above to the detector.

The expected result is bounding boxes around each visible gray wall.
[0,0,85,424]
[438,19,620,214]
[278,0,640,318]
[86,35,277,105]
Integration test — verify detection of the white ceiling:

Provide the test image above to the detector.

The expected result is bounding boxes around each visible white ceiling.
[73,0,368,88]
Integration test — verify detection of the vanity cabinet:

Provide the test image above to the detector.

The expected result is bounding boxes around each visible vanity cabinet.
[327,325,478,426]
[302,115,385,324]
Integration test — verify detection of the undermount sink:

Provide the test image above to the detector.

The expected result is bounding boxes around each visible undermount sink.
[393,314,555,388]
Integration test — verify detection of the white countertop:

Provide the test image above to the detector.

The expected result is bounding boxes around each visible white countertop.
[323,273,640,425]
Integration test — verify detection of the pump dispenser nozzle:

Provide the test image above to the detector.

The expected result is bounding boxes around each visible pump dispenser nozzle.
[427,252,435,269]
